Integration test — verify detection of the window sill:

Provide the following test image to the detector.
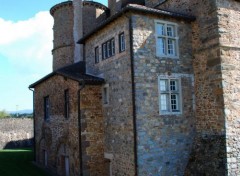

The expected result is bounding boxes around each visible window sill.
[156,55,179,59]
[159,112,182,115]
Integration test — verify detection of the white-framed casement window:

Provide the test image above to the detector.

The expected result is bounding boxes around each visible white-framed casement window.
[155,20,179,58]
[103,84,109,105]
[104,153,113,176]
[111,38,115,55]
[158,75,182,115]
[64,156,70,176]
[119,32,125,52]
[102,38,115,60]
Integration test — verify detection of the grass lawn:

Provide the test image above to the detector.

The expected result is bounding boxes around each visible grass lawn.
[0,148,50,176]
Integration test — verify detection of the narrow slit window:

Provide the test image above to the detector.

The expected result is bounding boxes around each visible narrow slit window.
[103,85,109,105]
[64,89,69,119]
[95,46,99,63]
[44,96,50,121]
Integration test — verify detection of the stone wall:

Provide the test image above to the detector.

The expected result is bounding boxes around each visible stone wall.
[80,85,105,175]
[85,15,136,176]
[157,0,231,175]
[217,0,240,175]
[131,13,195,175]
[34,75,80,176]
[0,118,33,149]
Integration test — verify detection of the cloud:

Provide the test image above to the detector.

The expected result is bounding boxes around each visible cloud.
[0,11,53,76]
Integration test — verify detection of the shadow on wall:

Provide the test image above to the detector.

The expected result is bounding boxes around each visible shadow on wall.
[4,138,34,149]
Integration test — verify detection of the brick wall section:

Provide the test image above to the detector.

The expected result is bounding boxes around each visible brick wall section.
[80,85,105,175]
[131,13,195,175]
[34,75,80,176]
[52,3,74,71]
[85,15,136,176]
[0,118,33,149]
[217,0,240,175]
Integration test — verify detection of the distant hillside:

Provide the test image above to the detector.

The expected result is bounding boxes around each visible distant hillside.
[8,109,33,114]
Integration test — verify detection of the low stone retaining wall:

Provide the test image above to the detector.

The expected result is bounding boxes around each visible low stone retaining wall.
[0,118,34,149]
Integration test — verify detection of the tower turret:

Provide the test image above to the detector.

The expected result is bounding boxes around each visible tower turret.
[50,1,75,71]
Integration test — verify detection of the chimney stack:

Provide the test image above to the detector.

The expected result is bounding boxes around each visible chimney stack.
[73,0,83,62]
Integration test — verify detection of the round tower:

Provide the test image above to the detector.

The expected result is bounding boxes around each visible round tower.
[50,1,74,71]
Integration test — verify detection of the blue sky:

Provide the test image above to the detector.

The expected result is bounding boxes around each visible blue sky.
[0,0,107,111]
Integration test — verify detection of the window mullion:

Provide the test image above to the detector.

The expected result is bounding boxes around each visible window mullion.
[165,24,168,56]
[168,79,172,113]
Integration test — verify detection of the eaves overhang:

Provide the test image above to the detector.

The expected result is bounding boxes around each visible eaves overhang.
[78,4,196,44]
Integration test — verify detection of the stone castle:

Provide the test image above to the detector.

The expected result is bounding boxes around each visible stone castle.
[29,0,240,175]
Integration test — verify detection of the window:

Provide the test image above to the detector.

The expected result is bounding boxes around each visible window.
[95,46,99,63]
[64,89,69,119]
[104,153,113,176]
[65,156,70,176]
[44,96,50,121]
[111,39,115,55]
[43,150,48,166]
[102,43,107,59]
[103,84,109,105]
[155,20,178,58]
[158,76,182,114]
[102,38,115,59]
[119,32,125,52]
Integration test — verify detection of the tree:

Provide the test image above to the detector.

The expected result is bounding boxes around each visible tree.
[0,110,10,118]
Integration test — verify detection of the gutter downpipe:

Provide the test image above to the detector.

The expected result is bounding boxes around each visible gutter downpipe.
[128,14,138,176]
[29,87,36,162]
[78,80,85,176]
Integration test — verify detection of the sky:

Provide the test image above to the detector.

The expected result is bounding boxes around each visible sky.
[0,0,108,112]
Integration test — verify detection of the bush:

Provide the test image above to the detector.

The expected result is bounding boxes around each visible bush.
[0,110,10,118]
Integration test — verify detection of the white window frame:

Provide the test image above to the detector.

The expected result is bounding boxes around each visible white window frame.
[65,156,70,176]
[103,84,109,105]
[102,43,107,60]
[158,75,182,115]
[107,41,111,57]
[155,20,179,58]
[119,32,125,52]
[111,38,115,55]
[104,153,113,176]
